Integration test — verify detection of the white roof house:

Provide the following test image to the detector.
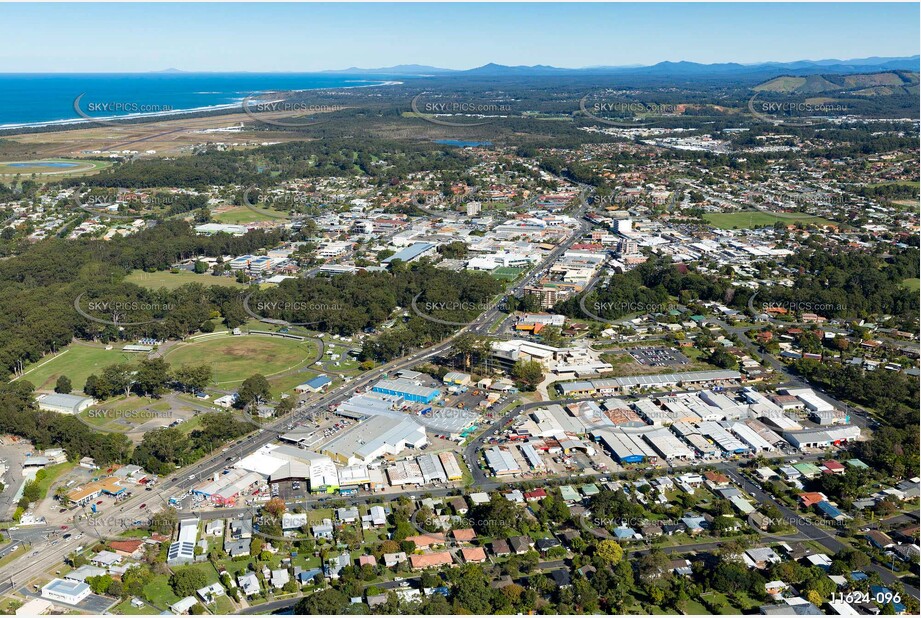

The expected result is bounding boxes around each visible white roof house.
[169,597,198,614]
[238,573,260,597]
[196,583,225,604]
[271,569,290,589]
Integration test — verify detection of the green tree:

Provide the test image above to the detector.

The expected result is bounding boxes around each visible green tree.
[135,358,171,397]
[295,588,349,614]
[86,574,114,595]
[595,540,624,566]
[172,364,212,393]
[237,374,271,408]
[511,360,543,390]
[169,569,208,597]
[54,375,72,394]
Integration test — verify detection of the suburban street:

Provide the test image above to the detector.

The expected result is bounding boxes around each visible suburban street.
[0,188,592,592]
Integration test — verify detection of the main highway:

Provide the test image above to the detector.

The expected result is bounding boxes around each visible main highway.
[0,189,593,590]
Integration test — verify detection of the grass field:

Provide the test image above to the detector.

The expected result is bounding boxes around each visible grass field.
[704,210,837,230]
[211,206,286,224]
[143,574,180,608]
[867,180,920,189]
[31,461,74,501]
[80,396,173,432]
[900,278,920,292]
[14,344,135,392]
[163,334,319,386]
[126,269,247,291]
[491,267,526,281]
[112,598,158,615]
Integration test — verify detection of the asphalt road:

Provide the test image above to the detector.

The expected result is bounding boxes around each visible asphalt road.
[717,463,920,599]
[0,193,593,589]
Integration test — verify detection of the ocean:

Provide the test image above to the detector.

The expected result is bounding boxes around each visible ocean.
[0,72,402,129]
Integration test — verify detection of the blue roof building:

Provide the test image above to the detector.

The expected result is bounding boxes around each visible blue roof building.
[372,378,440,404]
[382,242,436,265]
[613,526,635,540]
[870,586,906,614]
[815,500,846,521]
[298,375,333,392]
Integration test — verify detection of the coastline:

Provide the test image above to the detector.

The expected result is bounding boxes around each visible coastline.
[0,79,404,132]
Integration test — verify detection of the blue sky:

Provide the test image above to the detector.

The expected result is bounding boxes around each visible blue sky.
[2,3,918,72]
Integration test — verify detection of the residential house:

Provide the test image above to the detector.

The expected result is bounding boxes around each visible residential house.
[447,497,469,515]
[383,552,407,568]
[270,569,290,589]
[410,552,454,570]
[337,507,360,524]
[669,559,693,577]
[196,583,225,605]
[491,539,511,557]
[866,530,895,550]
[326,552,351,579]
[405,533,446,550]
[508,535,533,555]
[460,547,487,563]
[549,569,571,588]
[745,547,782,569]
[312,518,334,540]
[238,573,260,597]
[535,538,561,553]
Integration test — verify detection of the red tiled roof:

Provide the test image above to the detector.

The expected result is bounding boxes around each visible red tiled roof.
[799,492,826,507]
[405,533,446,548]
[451,528,476,542]
[109,539,144,554]
[460,547,487,563]
[410,551,454,569]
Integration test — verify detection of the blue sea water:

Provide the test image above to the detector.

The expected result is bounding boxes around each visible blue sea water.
[0,73,403,128]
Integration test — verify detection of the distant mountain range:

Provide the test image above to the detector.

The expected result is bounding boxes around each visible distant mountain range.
[322,56,920,78]
[754,70,920,96]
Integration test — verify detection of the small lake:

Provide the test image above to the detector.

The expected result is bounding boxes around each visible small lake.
[9,161,79,168]
[434,139,493,148]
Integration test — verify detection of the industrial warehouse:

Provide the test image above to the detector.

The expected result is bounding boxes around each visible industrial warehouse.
[555,369,742,396]
[482,384,861,475]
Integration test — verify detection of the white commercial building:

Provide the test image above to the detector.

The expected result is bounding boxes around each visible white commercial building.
[485,446,521,476]
[387,460,424,486]
[785,388,835,413]
[167,518,199,565]
[36,393,95,415]
[417,453,448,484]
[323,415,427,465]
[731,422,775,452]
[644,428,696,461]
[41,579,91,606]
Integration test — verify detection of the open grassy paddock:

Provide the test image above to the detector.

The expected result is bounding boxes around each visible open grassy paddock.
[704,210,838,230]
[900,278,920,292]
[211,205,289,224]
[163,333,319,386]
[125,269,247,291]
[704,210,840,230]
[13,344,137,392]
